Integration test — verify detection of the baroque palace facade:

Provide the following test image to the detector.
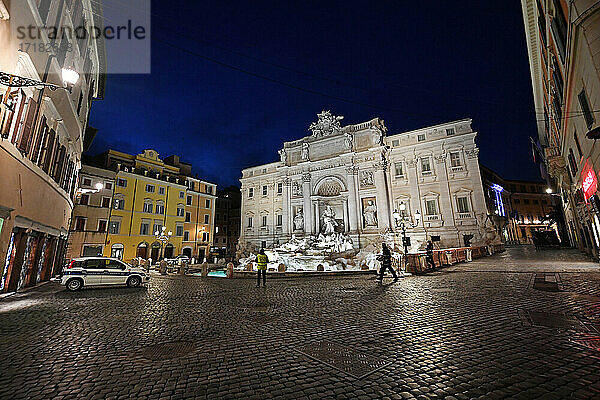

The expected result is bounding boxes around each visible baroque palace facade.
[240,111,489,251]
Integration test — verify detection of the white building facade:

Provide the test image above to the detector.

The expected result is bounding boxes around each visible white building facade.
[240,112,489,252]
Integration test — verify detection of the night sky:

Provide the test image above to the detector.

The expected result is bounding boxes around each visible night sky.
[89,0,541,187]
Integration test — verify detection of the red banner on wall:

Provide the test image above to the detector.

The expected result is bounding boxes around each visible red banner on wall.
[582,160,598,202]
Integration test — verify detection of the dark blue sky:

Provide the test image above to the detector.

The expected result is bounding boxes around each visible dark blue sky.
[89,0,540,187]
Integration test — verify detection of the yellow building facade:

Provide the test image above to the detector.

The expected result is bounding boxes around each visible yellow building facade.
[101,150,187,261]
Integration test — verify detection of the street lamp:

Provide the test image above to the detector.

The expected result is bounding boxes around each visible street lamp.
[394,202,421,272]
[546,188,553,194]
[1,68,80,91]
[154,226,172,261]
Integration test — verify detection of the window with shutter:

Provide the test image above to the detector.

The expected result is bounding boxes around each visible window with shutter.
[18,98,37,153]
[42,129,55,173]
[578,88,595,129]
[10,91,26,144]
[31,116,47,164]
[54,146,66,184]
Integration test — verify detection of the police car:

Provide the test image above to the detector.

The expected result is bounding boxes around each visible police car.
[61,257,150,291]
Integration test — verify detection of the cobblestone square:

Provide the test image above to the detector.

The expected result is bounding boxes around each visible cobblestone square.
[1,247,600,399]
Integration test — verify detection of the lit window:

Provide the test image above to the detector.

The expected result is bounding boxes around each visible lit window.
[108,221,120,234]
[457,197,469,213]
[394,162,403,177]
[113,198,125,210]
[156,203,165,215]
[421,157,431,173]
[425,200,437,215]
[143,200,153,213]
[450,152,461,167]
[140,222,150,235]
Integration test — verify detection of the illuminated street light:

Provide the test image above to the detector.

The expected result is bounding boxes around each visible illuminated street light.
[61,68,80,86]
[394,202,421,272]
[546,188,553,194]
[0,68,79,91]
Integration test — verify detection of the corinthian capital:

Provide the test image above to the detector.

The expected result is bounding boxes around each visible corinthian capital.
[373,161,387,171]
[465,148,479,159]
[345,166,358,175]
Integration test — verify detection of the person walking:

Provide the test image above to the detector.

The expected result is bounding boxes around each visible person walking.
[377,243,398,283]
[425,240,435,270]
[256,249,269,287]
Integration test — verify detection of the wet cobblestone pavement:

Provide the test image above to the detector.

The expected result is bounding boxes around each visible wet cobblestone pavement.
[1,246,600,399]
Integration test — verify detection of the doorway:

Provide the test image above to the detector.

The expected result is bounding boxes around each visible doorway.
[136,242,148,258]
[164,244,174,259]
[151,242,161,261]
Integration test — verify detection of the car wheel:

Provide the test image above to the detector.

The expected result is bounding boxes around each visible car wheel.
[66,278,83,291]
[127,276,141,288]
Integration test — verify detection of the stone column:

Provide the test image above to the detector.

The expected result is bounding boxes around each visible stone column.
[314,201,320,234]
[346,166,359,232]
[282,177,291,235]
[406,158,421,218]
[435,154,454,226]
[342,199,349,232]
[465,148,487,225]
[374,162,390,229]
[302,172,312,235]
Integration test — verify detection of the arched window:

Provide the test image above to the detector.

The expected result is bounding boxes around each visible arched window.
[156,200,165,215]
[143,199,153,213]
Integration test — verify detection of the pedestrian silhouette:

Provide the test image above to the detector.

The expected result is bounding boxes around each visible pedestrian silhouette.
[377,243,398,282]
[426,240,435,270]
[256,249,268,287]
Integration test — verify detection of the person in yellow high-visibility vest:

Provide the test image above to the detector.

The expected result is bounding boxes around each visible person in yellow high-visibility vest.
[256,248,269,287]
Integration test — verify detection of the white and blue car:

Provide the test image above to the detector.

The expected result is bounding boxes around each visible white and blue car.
[61,257,150,291]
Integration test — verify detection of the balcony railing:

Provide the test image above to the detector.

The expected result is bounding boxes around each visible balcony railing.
[425,215,439,221]
[457,212,473,219]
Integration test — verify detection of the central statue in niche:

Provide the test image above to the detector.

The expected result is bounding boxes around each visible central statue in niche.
[321,204,338,235]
